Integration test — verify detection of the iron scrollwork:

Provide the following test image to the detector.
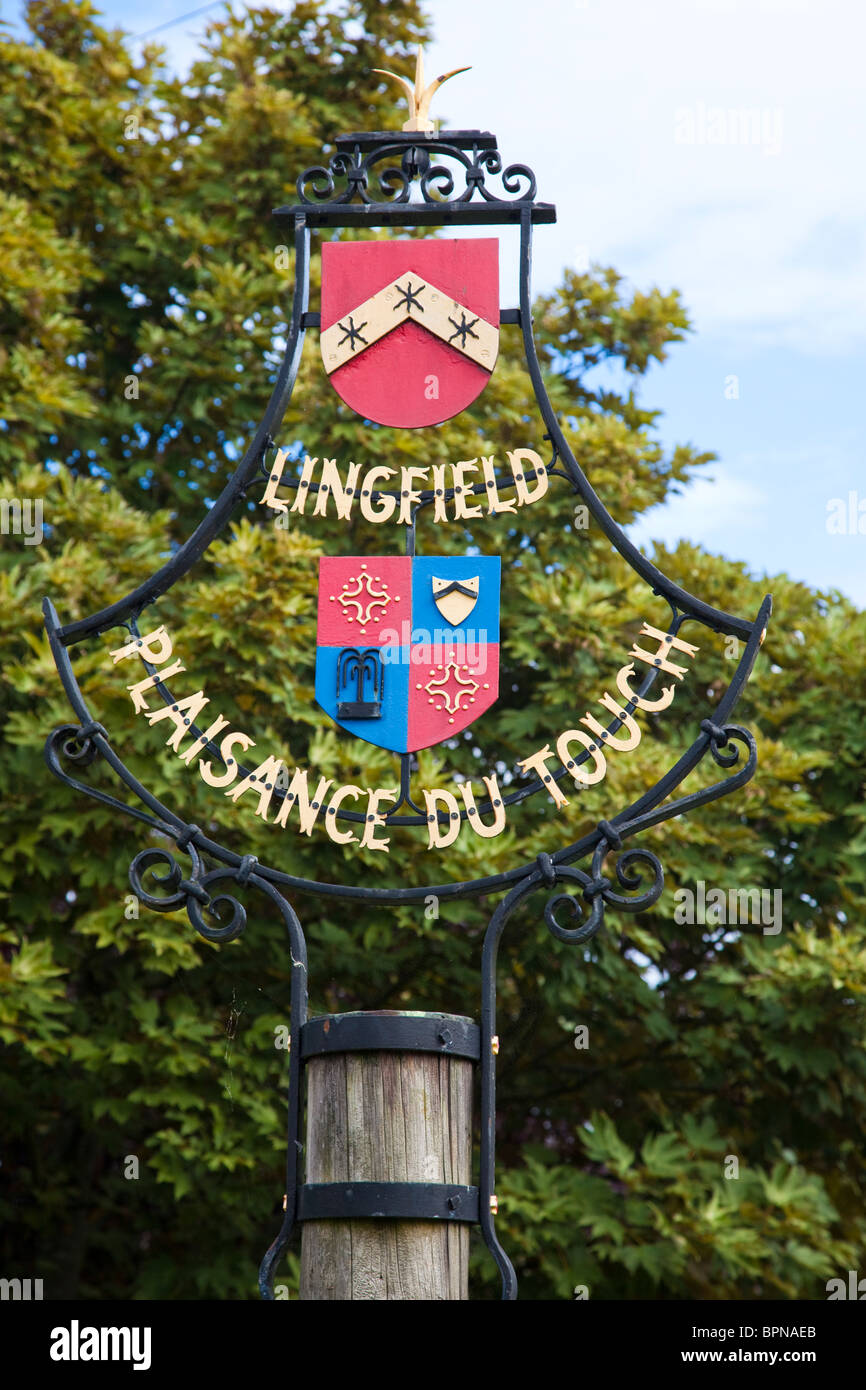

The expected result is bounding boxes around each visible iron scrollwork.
[540,842,666,946]
[127,844,249,944]
[296,139,537,209]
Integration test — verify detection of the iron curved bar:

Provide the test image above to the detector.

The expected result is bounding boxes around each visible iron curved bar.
[126,839,310,1297]
[43,594,764,904]
[55,218,311,648]
[517,209,755,641]
[554,596,770,867]
[207,869,308,1303]
[478,869,542,1299]
[479,837,665,1297]
[101,577,769,837]
[44,723,175,838]
[118,602,687,827]
[179,865,307,1301]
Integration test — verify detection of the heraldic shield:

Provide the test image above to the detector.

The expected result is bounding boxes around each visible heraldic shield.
[320,239,499,428]
[315,555,500,753]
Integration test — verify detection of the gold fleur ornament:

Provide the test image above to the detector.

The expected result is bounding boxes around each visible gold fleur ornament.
[329,563,398,635]
[373,45,471,134]
[421,655,484,719]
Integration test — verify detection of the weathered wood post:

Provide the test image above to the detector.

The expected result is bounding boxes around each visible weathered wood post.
[299,1011,478,1300]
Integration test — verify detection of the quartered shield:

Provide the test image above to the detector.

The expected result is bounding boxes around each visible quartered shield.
[315,555,500,753]
[320,238,499,428]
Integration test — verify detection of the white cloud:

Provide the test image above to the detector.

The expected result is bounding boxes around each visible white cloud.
[424,0,866,352]
[626,465,769,552]
[112,0,866,355]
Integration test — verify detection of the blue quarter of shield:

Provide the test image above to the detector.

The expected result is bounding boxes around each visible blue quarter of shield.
[315,644,411,753]
[412,555,500,640]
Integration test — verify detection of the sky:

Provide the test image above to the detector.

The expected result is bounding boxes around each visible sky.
[10,0,866,607]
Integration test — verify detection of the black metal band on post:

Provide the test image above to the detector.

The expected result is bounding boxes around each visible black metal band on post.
[297,1182,479,1222]
[300,1012,481,1061]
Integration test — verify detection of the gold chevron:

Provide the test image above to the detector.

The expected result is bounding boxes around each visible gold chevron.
[321,273,498,374]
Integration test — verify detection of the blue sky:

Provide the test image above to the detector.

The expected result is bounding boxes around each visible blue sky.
[11,0,865,606]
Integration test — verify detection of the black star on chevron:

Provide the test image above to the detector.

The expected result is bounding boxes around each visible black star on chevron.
[448,312,479,348]
[337,316,368,351]
[393,279,426,313]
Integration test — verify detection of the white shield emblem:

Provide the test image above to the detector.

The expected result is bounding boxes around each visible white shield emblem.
[432,574,479,626]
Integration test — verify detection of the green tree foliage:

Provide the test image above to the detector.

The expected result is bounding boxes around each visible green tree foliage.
[1,1,864,1300]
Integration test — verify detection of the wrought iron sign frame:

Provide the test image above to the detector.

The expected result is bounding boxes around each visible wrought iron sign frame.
[43,111,772,1301]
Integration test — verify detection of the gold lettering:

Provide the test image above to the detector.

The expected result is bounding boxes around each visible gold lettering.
[126,658,186,713]
[423,788,462,849]
[517,745,569,807]
[324,784,363,845]
[261,447,289,513]
[199,730,256,788]
[431,464,450,523]
[459,774,506,838]
[360,467,398,524]
[314,457,361,520]
[110,625,173,666]
[274,769,333,835]
[452,460,483,520]
[146,690,210,752]
[555,730,607,787]
[398,466,430,525]
[361,787,398,851]
[480,455,516,515]
[177,714,231,765]
[507,448,548,507]
[290,455,317,514]
[615,661,676,712]
[580,694,642,753]
[629,623,699,680]
[225,755,286,821]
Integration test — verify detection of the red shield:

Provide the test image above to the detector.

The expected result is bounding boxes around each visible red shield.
[320,238,499,428]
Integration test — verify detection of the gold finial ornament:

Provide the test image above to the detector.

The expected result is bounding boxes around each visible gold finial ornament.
[373,44,470,133]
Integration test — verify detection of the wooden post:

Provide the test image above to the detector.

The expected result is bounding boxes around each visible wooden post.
[299,1011,475,1300]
